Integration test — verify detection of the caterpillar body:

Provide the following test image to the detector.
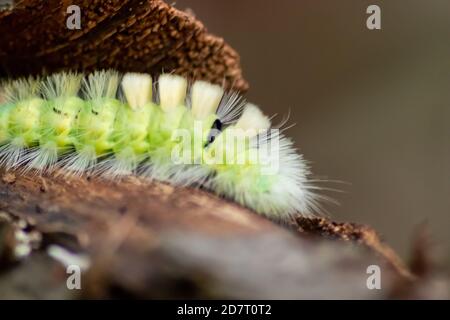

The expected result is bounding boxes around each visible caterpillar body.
[0,70,321,220]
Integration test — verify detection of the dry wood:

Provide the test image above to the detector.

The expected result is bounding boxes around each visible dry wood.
[0,0,248,91]
[0,168,424,298]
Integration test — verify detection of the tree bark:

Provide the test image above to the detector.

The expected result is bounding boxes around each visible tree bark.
[0,0,248,91]
[0,168,423,299]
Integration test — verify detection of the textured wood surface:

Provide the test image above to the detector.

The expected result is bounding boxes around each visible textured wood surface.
[0,0,248,91]
[0,168,422,299]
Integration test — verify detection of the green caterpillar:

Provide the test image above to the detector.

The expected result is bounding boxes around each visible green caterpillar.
[0,70,321,220]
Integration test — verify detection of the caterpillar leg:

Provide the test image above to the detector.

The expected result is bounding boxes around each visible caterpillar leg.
[59,146,98,176]
[0,138,27,169]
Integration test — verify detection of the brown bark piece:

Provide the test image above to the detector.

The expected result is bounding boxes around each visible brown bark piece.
[0,168,411,299]
[295,217,414,280]
[0,0,248,91]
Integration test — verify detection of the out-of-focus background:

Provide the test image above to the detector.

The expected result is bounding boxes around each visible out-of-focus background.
[176,0,450,263]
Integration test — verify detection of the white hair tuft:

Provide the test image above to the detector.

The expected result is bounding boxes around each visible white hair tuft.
[121,73,152,110]
[190,80,223,120]
[158,74,187,112]
[234,103,271,133]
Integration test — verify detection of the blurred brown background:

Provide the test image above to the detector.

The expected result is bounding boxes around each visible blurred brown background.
[176,0,450,263]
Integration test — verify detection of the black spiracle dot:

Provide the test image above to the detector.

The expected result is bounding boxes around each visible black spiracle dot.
[205,119,222,147]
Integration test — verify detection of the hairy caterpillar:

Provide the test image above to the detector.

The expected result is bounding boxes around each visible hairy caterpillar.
[0,70,322,220]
